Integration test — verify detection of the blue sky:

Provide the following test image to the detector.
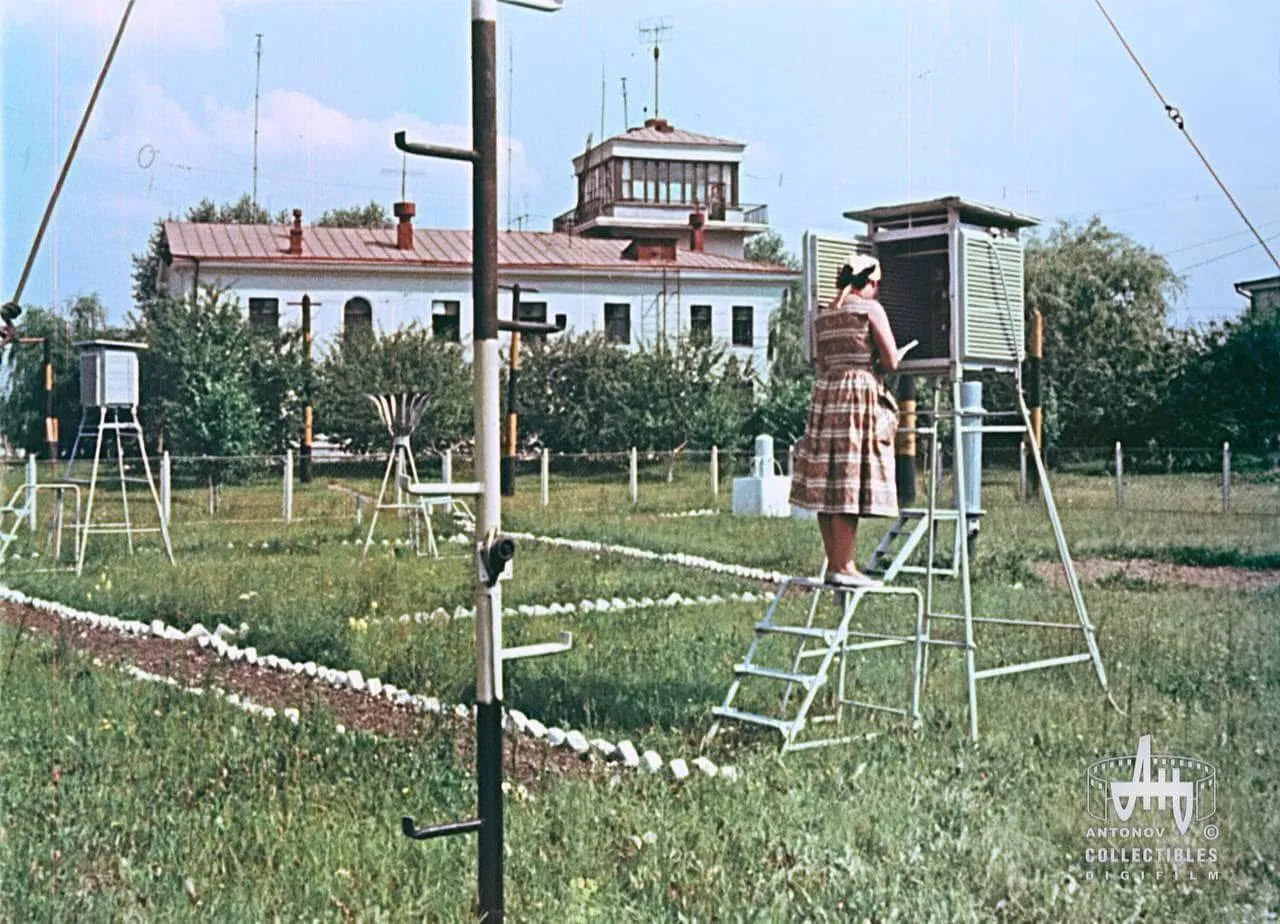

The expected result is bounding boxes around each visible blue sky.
[3,0,1278,328]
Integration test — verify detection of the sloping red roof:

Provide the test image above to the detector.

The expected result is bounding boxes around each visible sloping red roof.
[605,123,742,147]
[163,222,794,275]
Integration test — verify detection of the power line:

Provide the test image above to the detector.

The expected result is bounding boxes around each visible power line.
[1093,0,1280,274]
[1177,230,1280,273]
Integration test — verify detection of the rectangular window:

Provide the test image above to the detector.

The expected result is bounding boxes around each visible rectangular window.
[432,299,461,343]
[732,305,754,347]
[604,303,631,344]
[645,160,657,202]
[621,159,632,200]
[248,297,279,334]
[517,300,548,341]
[689,304,712,346]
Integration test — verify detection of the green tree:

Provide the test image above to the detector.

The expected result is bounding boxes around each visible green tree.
[1164,305,1280,453]
[745,231,807,382]
[744,230,811,446]
[519,335,753,452]
[314,325,470,454]
[317,201,393,229]
[1026,218,1186,447]
[0,296,110,457]
[133,288,263,494]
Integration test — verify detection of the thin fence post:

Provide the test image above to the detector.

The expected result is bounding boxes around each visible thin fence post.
[1222,441,1231,515]
[710,446,719,498]
[442,449,453,484]
[540,448,549,507]
[1018,441,1028,503]
[1114,442,1124,509]
[355,495,363,526]
[629,448,638,505]
[283,450,294,524]
[25,454,37,531]
[160,451,171,527]
[787,444,795,477]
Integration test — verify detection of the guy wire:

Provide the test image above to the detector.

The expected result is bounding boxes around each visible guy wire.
[1093,0,1280,273]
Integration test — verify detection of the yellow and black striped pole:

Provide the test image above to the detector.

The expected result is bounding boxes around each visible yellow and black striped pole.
[43,338,57,472]
[895,374,916,505]
[1025,308,1043,495]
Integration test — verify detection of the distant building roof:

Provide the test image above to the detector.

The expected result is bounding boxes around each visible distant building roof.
[1234,274,1280,298]
[602,118,742,149]
[163,222,794,276]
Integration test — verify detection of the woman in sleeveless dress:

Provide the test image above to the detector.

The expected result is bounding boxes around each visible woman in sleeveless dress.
[789,253,901,586]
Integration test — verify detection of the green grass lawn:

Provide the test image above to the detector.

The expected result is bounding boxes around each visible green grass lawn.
[0,469,1277,920]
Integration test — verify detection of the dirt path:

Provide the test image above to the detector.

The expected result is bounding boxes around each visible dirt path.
[0,600,592,785]
[1032,558,1280,591]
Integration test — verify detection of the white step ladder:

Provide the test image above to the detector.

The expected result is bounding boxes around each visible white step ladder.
[705,577,925,753]
[864,506,962,582]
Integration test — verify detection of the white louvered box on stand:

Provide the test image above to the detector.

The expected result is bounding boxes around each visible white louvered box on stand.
[803,196,1037,377]
[79,340,144,407]
[67,340,174,575]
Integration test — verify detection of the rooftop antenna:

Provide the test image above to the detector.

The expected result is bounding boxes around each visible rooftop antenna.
[252,33,263,208]
[637,16,672,120]
[620,76,629,129]
[599,62,606,141]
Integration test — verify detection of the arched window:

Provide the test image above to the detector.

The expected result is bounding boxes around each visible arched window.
[343,297,373,344]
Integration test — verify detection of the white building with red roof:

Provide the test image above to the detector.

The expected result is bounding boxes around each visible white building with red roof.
[159,118,793,379]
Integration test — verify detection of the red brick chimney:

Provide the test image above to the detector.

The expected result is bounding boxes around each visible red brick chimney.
[288,209,303,256]
[688,209,706,253]
[644,117,674,133]
[393,201,416,250]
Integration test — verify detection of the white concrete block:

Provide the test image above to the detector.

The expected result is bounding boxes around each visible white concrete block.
[719,765,740,782]
[691,756,718,778]
[506,709,529,734]
[348,670,366,692]
[614,740,640,768]
[526,719,547,739]
[244,648,259,665]
[669,758,690,780]
[187,623,208,639]
[546,727,567,747]
[641,750,663,773]
[303,662,318,677]
[283,708,300,725]
[197,636,211,649]
[366,678,383,697]
[590,738,617,760]
[566,730,590,755]
[151,619,167,637]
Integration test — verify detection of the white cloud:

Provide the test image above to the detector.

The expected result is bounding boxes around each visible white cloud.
[85,79,541,224]
[3,0,257,49]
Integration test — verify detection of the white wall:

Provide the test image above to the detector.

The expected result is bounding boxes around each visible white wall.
[167,261,789,380]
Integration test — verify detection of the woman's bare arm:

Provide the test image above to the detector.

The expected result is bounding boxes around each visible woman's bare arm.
[867,301,900,372]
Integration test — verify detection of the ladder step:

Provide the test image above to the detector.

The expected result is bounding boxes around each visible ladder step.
[710,707,797,735]
[753,623,836,643]
[733,664,818,686]
[900,507,961,520]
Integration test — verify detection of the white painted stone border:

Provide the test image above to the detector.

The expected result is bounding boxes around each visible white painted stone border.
[0,586,737,784]
[508,531,789,585]
[386,588,767,626]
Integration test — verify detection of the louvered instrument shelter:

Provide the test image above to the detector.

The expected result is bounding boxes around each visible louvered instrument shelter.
[804,197,1037,377]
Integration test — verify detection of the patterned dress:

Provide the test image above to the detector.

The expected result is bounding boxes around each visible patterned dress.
[789,296,899,516]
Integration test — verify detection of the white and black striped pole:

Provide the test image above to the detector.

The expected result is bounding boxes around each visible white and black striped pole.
[396,4,565,921]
